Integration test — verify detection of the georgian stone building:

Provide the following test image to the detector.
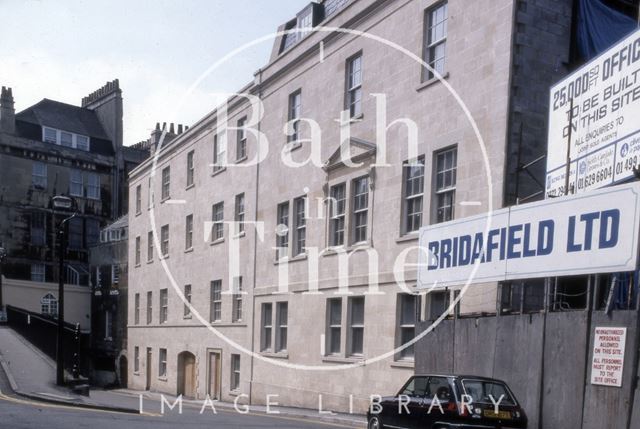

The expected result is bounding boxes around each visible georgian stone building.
[127,0,577,411]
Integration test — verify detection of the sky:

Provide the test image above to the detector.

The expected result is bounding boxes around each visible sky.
[0,0,309,144]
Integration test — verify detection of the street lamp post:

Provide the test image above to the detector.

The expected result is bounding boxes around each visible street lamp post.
[52,196,77,386]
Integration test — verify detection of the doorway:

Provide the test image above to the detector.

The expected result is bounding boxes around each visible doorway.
[145,348,152,390]
[119,355,128,388]
[207,350,222,400]
[177,351,197,398]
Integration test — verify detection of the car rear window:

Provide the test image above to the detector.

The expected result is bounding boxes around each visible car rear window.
[461,380,516,405]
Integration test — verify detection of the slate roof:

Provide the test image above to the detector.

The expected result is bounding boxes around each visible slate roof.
[16,98,110,140]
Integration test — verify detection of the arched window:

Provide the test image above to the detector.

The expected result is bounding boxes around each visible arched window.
[41,293,58,316]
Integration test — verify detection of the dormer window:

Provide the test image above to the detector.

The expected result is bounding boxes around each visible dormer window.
[42,126,91,151]
[298,8,313,38]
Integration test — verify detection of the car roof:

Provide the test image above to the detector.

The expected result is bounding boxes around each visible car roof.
[412,374,509,384]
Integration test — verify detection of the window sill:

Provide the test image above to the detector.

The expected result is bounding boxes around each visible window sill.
[183,315,192,320]
[416,72,449,92]
[161,254,169,260]
[210,238,225,246]
[135,211,142,217]
[260,351,289,360]
[322,356,365,364]
[211,167,226,178]
[395,233,419,243]
[233,231,246,239]
[158,376,168,382]
[391,360,415,369]
[160,197,171,204]
[135,263,141,268]
[146,260,154,265]
[229,390,241,397]
[184,247,194,254]
[133,372,140,376]
[235,156,248,164]
[284,141,302,153]
[347,113,364,123]
[185,184,195,191]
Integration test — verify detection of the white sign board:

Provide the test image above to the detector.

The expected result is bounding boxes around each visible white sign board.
[591,327,627,387]
[417,182,640,288]
[546,28,640,197]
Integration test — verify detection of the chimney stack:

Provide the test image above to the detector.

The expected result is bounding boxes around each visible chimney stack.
[0,86,15,134]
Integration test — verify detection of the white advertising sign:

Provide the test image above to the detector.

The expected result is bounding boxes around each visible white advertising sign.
[546,28,640,197]
[417,182,640,288]
[591,327,627,387]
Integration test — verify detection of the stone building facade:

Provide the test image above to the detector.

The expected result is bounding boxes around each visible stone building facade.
[127,0,577,412]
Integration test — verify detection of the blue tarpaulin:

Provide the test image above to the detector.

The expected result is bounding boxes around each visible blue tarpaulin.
[578,0,637,60]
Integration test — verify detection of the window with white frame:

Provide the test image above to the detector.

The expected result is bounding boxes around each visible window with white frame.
[70,170,83,197]
[276,202,289,259]
[211,202,224,241]
[184,284,192,318]
[41,293,58,316]
[134,293,140,324]
[326,298,342,355]
[348,297,365,356]
[424,1,448,80]
[135,236,141,265]
[293,197,306,256]
[111,264,120,284]
[213,134,226,172]
[161,225,169,257]
[32,162,47,189]
[236,117,247,160]
[146,291,153,324]
[147,231,154,262]
[159,288,168,323]
[230,354,240,391]
[135,184,142,215]
[260,303,273,352]
[298,8,313,37]
[134,346,140,372]
[186,150,195,187]
[148,177,154,208]
[31,211,46,246]
[210,280,222,322]
[352,177,369,243]
[275,302,288,353]
[61,131,73,147]
[87,173,100,199]
[161,166,170,200]
[287,90,302,143]
[397,294,420,360]
[31,264,46,282]
[235,193,245,234]
[434,147,457,223]
[403,156,425,234]
[329,183,346,247]
[185,214,193,250]
[42,127,90,151]
[43,127,57,144]
[346,53,363,118]
[159,348,167,378]
[232,276,243,322]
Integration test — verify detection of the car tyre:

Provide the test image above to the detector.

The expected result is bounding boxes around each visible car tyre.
[368,415,383,429]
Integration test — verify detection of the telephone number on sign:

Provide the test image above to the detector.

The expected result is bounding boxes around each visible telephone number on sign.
[578,167,613,189]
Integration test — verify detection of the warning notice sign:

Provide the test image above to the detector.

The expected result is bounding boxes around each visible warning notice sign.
[590,327,627,387]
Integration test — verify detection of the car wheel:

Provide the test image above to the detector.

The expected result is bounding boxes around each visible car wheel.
[367,415,383,429]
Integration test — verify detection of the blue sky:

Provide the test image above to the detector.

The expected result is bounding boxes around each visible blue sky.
[1,0,309,144]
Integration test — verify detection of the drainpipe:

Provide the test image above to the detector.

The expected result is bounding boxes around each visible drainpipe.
[248,68,263,405]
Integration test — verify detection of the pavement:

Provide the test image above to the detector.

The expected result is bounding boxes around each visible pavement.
[0,326,365,427]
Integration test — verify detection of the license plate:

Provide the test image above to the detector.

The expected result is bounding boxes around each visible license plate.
[483,410,511,419]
